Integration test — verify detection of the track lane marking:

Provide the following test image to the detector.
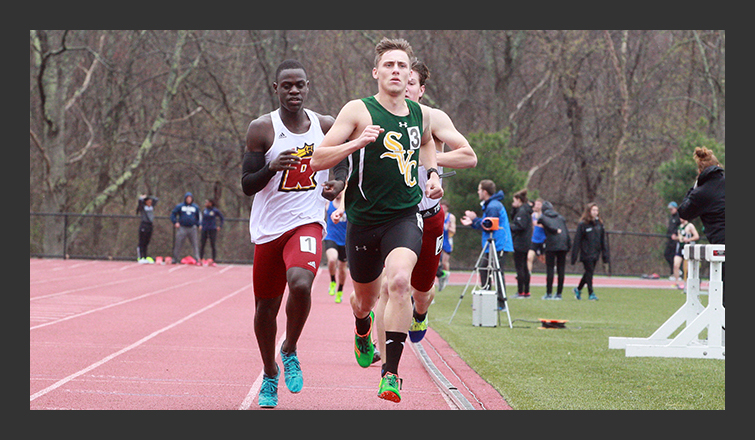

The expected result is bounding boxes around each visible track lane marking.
[30,283,251,402]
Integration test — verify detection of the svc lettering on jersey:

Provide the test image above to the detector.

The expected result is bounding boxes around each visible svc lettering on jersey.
[380,126,421,187]
[279,143,317,192]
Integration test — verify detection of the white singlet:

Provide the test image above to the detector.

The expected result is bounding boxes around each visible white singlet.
[417,162,444,212]
[248,108,329,244]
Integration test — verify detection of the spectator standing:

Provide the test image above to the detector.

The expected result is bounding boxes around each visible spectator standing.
[663,201,681,280]
[199,199,224,266]
[678,146,725,303]
[461,179,514,310]
[510,189,533,298]
[538,201,571,300]
[136,194,158,263]
[527,198,546,273]
[170,192,201,264]
[571,202,609,300]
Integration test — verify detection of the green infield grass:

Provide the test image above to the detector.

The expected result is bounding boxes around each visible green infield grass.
[427,283,725,410]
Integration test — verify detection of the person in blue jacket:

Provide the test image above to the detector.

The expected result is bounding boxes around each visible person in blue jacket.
[170,192,201,264]
[461,179,514,310]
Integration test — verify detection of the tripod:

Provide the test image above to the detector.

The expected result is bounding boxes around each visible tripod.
[449,237,512,328]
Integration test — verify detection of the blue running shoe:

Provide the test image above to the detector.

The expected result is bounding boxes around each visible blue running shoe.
[573,287,581,300]
[408,315,428,343]
[258,366,279,408]
[280,349,303,393]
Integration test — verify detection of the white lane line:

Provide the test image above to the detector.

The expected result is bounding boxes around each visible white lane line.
[30,283,251,402]
[30,276,217,330]
[238,334,285,410]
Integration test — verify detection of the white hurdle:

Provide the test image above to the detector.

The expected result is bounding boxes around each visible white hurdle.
[608,244,725,359]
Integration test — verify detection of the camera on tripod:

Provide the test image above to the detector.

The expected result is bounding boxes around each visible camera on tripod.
[481,217,499,231]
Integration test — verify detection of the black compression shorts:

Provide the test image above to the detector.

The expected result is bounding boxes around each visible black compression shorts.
[345,207,423,283]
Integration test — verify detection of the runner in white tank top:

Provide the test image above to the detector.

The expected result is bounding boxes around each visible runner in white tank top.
[248,108,329,244]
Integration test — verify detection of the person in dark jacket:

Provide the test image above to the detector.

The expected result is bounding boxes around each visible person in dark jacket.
[136,194,158,263]
[510,189,533,298]
[199,198,224,265]
[170,192,201,264]
[538,201,571,299]
[664,201,681,279]
[678,147,725,304]
[571,203,609,300]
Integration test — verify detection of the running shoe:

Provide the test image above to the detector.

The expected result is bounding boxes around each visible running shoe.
[573,287,581,300]
[377,372,403,403]
[542,294,553,300]
[372,347,381,364]
[328,281,336,296]
[258,366,279,408]
[437,270,450,291]
[280,349,303,393]
[588,293,599,300]
[335,290,343,303]
[354,312,375,368]
[408,314,428,343]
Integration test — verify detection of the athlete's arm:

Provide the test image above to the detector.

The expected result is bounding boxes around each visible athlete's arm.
[419,105,443,200]
[241,117,302,196]
[241,118,276,196]
[311,100,380,172]
[431,108,477,169]
[313,113,348,200]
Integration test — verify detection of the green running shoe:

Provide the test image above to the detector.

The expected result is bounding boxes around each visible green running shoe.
[408,315,428,343]
[354,311,375,368]
[280,349,303,393]
[377,372,403,403]
[335,290,343,303]
[258,366,279,408]
[437,270,450,291]
[328,281,336,296]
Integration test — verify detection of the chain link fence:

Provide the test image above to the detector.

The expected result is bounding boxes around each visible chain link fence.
[30,212,687,277]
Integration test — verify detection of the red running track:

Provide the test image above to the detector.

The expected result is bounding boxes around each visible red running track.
[30,258,510,410]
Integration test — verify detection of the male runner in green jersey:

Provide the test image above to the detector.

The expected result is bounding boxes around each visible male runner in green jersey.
[311,37,442,403]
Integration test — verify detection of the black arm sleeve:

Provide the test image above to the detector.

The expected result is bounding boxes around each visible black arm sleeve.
[241,151,276,196]
[332,156,349,183]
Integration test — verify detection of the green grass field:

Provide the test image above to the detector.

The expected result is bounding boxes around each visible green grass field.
[427,283,725,410]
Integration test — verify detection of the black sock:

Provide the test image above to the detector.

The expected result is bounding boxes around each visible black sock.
[337,284,343,292]
[384,332,407,376]
[355,313,372,337]
[413,309,427,322]
[330,275,336,283]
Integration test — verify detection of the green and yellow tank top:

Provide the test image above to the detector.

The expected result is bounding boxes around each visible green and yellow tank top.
[345,96,424,225]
